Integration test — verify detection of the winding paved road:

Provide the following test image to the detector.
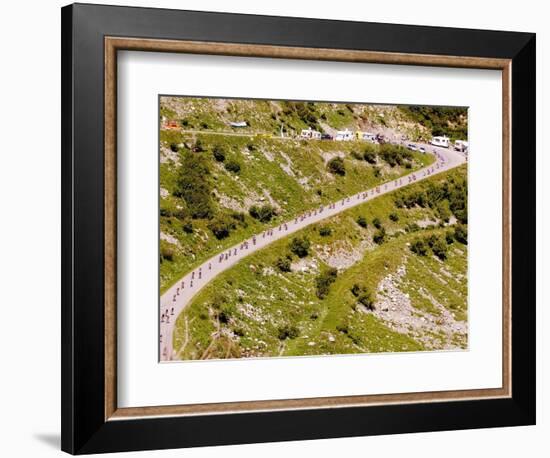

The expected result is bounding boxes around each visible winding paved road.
[159,144,466,361]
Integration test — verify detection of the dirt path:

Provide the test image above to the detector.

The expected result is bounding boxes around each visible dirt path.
[160,144,466,361]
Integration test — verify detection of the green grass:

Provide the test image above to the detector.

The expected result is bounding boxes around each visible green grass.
[173,167,468,360]
[159,133,435,293]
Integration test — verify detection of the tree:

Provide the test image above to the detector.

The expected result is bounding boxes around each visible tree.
[277,325,300,340]
[351,283,374,310]
[327,157,346,176]
[372,217,382,229]
[436,199,452,223]
[363,149,377,164]
[389,212,399,222]
[289,236,310,258]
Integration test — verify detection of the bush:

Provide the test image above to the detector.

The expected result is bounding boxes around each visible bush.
[192,139,204,152]
[207,215,236,240]
[277,324,300,340]
[436,199,452,223]
[445,230,455,245]
[389,212,399,222]
[327,157,346,176]
[249,204,275,223]
[372,217,382,229]
[212,146,225,162]
[351,150,363,160]
[431,235,448,260]
[182,219,194,234]
[410,238,429,256]
[319,226,332,237]
[363,149,377,164]
[175,152,214,219]
[373,167,381,178]
[275,257,291,273]
[160,244,175,262]
[200,122,209,129]
[373,227,386,244]
[224,160,241,173]
[350,283,374,310]
[169,143,179,153]
[289,236,311,258]
[315,268,338,299]
[356,216,368,228]
[454,223,468,244]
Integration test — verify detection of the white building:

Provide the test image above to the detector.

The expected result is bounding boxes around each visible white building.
[430,135,450,148]
[300,127,322,139]
[335,128,354,141]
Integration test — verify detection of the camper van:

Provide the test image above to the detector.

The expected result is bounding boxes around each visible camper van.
[356,131,377,143]
[454,140,469,153]
[300,127,322,139]
[229,121,248,128]
[430,136,450,148]
[335,129,354,142]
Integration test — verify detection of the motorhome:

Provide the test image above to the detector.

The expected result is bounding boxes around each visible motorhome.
[356,131,377,143]
[335,129,354,141]
[430,136,450,148]
[229,121,248,128]
[300,127,322,139]
[454,140,469,153]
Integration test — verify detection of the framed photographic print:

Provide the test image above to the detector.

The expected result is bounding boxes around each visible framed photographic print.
[61,3,536,454]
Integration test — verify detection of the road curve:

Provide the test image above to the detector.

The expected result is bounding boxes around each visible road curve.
[160,144,466,361]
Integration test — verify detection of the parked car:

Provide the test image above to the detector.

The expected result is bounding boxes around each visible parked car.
[321,134,333,140]
[418,147,426,153]
[407,143,418,151]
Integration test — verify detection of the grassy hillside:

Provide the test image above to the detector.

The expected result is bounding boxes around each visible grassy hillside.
[160,130,434,293]
[173,166,468,360]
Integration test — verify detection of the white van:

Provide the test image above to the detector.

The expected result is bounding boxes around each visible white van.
[430,136,450,148]
[454,140,469,153]
[335,129,354,141]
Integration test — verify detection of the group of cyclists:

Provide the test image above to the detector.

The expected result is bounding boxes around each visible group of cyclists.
[160,147,452,360]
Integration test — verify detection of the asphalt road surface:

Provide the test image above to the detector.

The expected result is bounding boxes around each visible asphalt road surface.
[159,144,466,361]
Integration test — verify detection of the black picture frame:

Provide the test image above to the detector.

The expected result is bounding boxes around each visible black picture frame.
[61,3,536,454]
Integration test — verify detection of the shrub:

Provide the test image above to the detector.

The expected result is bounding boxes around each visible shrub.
[200,122,209,129]
[224,160,241,173]
[180,119,189,127]
[327,157,346,176]
[431,236,448,260]
[454,223,468,244]
[319,226,332,237]
[389,212,399,222]
[445,230,455,244]
[373,227,386,244]
[230,211,246,225]
[192,139,204,152]
[169,143,179,153]
[207,215,236,240]
[363,149,377,164]
[410,238,429,256]
[275,257,291,273]
[315,267,338,299]
[372,217,382,229]
[160,244,175,262]
[351,150,363,160]
[356,216,368,228]
[289,236,311,258]
[175,152,214,219]
[436,199,452,223]
[212,146,226,162]
[249,204,275,223]
[277,325,300,340]
[182,219,194,234]
[350,283,374,309]
[373,167,381,178]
